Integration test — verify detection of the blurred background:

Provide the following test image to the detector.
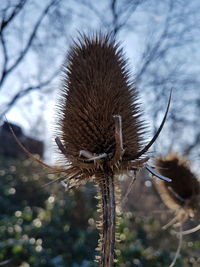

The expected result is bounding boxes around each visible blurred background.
[0,0,200,266]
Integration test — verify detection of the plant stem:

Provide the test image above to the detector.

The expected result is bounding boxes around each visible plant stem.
[98,171,116,267]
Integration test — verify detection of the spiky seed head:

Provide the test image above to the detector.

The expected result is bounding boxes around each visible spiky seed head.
[57,34,145,172]
[154,153,200,216]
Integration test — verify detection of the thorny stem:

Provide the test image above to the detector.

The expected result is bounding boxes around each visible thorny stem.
[97,171,116,267]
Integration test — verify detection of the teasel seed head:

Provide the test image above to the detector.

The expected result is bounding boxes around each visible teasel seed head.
[154,152,200,227]
[57,34,145,172]
[54,33,166,190]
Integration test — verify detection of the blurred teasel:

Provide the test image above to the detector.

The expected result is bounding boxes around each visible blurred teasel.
[154,153,200,267]
[154,153,200,231]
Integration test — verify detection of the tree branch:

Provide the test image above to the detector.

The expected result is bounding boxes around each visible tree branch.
[184,133,200,155]
[0,69,59,120]
[0,0,60,88]
[111,0,143,36]
[0,32,8,80]
[0,0,27,33]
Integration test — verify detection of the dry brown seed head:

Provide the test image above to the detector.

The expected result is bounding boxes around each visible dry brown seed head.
[154,152,200,223]
[56,34,146,181]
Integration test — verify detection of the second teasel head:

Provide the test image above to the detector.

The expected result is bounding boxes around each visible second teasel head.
[154,153,200,227]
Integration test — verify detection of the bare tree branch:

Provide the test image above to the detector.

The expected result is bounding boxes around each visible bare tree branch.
[0,69,59,120]
[77,0,109,28]
[0,32,8,78]
[184,133,200,155]
[0,0,60,88]
[111,0,143,37]
[136,1,173,82]
[111,0,118,36]
[80,0,144,37]
[0,0,27,33]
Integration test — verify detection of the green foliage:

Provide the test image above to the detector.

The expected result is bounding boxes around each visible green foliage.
[116,214,180,267]
[0,156,199,266]
[0,157,98,267]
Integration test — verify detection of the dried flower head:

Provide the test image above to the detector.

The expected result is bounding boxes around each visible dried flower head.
[154,152,200,229]
[57,35,146,177]
[55,34,171,184]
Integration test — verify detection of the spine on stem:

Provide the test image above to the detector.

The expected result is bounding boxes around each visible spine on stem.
[96,171,116,267]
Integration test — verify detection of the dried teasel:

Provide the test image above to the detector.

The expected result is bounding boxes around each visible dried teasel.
[154,153,200,266]
[154,153,200,229]
[8,34,171,266]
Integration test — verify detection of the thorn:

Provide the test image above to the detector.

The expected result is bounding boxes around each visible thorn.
[146,164,172,182]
